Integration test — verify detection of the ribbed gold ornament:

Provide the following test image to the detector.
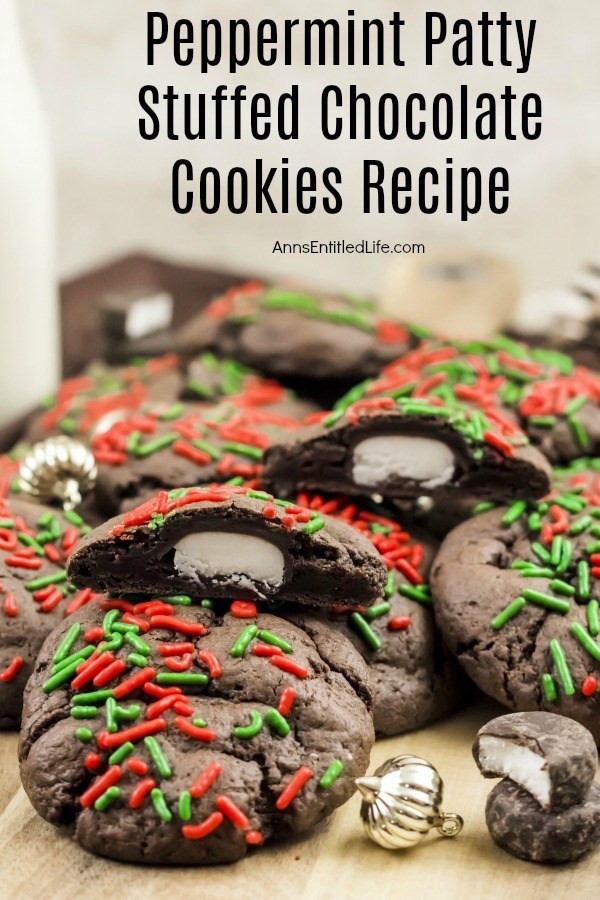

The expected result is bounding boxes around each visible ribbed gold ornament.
[18,437,97,510]
[356,755,463,850]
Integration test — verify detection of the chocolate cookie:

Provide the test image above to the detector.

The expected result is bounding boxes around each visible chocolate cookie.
[287,495,464,736]
[431,464,600,741]
[25,355,183,442]
[67,485,387,609]
[263,342,552,503]
[0,497,98,728]
[177,282,414,383]
[473,712,598,810]
[19,598,374,865]
[93,393,315,517]
[485,779,600,863]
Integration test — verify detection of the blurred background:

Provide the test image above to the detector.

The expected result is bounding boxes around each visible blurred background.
[18,0,600,292]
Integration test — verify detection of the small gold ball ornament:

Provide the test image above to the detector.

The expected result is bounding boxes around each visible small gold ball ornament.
[18,437,97,510]
[356,755,463,850]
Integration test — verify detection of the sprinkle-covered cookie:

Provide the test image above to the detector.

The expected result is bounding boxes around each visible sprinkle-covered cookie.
[177,282,414,382]
[19,599,374,865]
[93,391,315,516]
[287,495,464,736]
[67,485,387,608]
[431,459,600,741]
[0,497,98,728]
[263,340,554,502]
[24,355,183,442]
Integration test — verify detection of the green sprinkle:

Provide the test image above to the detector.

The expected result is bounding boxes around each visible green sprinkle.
[528,513,542,532]
[108,742,135,765]
[586,541,600,555]
[568,416,589,449]
[144,736,172,778]
[319,759,344,790]
[94,786,120,811]
[587,599,600,637]
[64,509,84,527]
[565,394,587,416]
[125,631,151,655]
[221,441,263,460]
[322,409,345,428]
[554,494,587,514]
[531,543,551,565]
[472,501,496,516]
[43,658,81,692]
[75,727,93,743]
[302,516,325,534]
[519,566,555,578]
[105,697,118,733]
[127,653,147,668]
[52,622,81,663]
[521,589,570,614]
[230,625,259,657]
[162,594,192,606]
[178,791,192,821]
[350,613,382,651]
[398,584,433,605]
[159,402,185,420]
[156,672,209,686]
[258,630,292,654]
[569,515,592,536]
[111,622,139,635]
[200,599,214,609]
[102,608,120,635]
[233,710,263,740]
[17,532,44,555]
[501,501,527,526]
[264,708,291,737]
[134,433,178,457]
[529,416,557,428]
[98,633,124,653]
[150,788,173,822]
[541,673,557,703]
[384,571,395,598]
[72,690,113,706]
[550,536,564,568]
[192,718,207,728]
[25,570,67,592]
[549,639,575,695]
[549,580,576,597]
[577,560,590,600]
[246,489,272,501]
[70,706,97,719]
[364,602,392,621]
[51,645,95,674]
[570,623,600,662]
[186,379,212,398]
[491,597,526,630]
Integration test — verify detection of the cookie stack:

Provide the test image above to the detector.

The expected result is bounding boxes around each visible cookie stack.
[3,281,600,865]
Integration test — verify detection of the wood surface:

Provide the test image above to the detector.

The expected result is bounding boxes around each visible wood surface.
[0,697,597,900]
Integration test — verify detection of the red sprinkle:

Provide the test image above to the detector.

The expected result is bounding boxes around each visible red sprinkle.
[182,811,224,840]
[251,644,283,658]
[97,718,166,750]
[216,795,250,830]
[70,652,115,690]
[159,642,195,657]
[79,765,122,808]
[277,686,295,716]
[197,649,223,678]
[245,830,263,845]
[483,430,513,456]
[145,695,180,719]
[174,716,215,742]
[84,626,105,643]
[275,767,313,810]
[0,656,23,682]
[126,757,149,776]
[388,616,412,631]
[3,592,17,617]
[93,659,126,687]
[270,656,308,679]
[190,761,222,799]
[143,681,182,699]
[84,752,101,770]
[129,777,156,809]
[65,588,95,616]
[43,544,61,564]
[230,600,257,619]
[582,676,598,697]
[112,667,156,699]
[149,615,207,636]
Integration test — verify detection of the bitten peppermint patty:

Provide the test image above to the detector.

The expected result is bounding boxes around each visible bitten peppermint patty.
[286,495,464,736]
[0,497,98,728]
[177,281,414,382]
[67,485,387,609]
[19,599,374,865]
[263,340,553,503]
[431,459,600,742]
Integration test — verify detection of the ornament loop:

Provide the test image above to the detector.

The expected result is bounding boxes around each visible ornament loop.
[436,812,464,838]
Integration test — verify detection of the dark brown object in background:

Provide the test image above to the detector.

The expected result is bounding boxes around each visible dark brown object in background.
[0,252,252,450]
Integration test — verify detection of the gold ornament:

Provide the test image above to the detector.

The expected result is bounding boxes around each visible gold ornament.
[18,437,97,510]
[356,755,463,850]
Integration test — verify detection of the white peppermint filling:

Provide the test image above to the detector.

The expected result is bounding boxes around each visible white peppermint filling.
[352,435,456,489]
[173,531,285,592]
[477,736,551,807]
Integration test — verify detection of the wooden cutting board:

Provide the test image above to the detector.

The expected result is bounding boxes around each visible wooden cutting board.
[0,696,597,899]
